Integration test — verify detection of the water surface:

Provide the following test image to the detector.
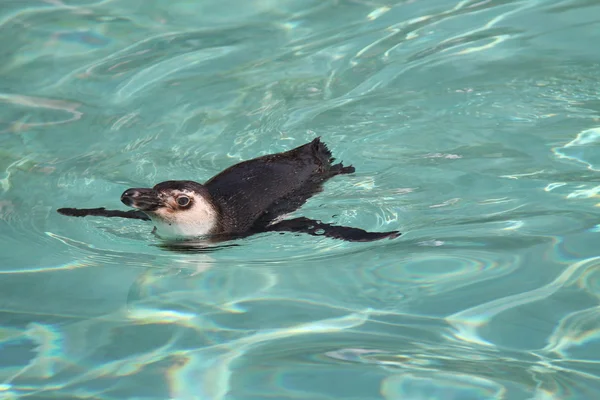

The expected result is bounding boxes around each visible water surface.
[2,0,600,399]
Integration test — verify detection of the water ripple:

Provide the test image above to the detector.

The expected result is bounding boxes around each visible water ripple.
[3,0,600,398]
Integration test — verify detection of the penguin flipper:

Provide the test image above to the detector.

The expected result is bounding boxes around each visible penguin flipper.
[264,217,400,242]
[57,207,150,221]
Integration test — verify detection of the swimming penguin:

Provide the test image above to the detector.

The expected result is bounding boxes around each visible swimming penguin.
[57,138,400,244]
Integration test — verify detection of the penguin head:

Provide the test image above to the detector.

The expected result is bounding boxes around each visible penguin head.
[121,180,218,238]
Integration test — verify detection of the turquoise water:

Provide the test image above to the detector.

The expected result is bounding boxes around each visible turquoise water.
[2,0,600,398]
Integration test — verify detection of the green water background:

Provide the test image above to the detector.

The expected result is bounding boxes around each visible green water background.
[1,0,600,398]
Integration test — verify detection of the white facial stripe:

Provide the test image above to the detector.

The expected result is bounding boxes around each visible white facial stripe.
[149,192,218,239]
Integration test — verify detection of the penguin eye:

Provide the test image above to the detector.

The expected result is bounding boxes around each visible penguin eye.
[177,196,190,207]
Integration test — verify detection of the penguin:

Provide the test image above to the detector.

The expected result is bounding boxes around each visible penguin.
[57,138,400,244]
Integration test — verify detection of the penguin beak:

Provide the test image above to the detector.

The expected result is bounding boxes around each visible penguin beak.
[121,188,163,211]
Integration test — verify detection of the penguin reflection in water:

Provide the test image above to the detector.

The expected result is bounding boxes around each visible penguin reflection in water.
[58,138,400,249]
